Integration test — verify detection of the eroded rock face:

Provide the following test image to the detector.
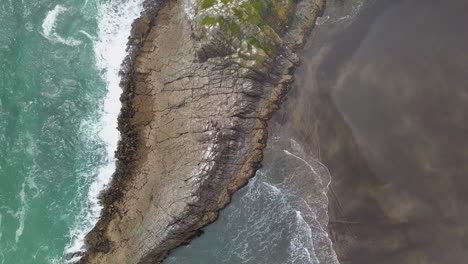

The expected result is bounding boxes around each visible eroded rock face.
[81,0,324,263]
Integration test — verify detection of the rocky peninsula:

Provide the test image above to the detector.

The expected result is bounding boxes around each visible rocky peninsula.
[80,0,325,263]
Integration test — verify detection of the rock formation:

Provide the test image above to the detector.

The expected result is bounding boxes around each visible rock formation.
[80,0,324,263]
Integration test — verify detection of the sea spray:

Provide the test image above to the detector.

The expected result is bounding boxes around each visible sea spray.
[64,0,144,261]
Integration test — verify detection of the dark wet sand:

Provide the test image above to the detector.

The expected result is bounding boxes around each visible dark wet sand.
[273,0,468,263]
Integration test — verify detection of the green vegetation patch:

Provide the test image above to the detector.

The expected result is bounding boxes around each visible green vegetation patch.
[200,15,225,26]
[201,0,217,9]
[195,0,294,66]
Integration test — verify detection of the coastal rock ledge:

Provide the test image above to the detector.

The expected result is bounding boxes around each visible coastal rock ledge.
[81,0,324,263]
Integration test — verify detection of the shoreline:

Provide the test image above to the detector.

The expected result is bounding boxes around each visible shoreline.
[81,0,326,263]
[80,0,166,257]
[64,0,147,261]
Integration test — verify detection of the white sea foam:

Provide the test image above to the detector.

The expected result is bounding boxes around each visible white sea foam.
[0,213,2,241]
[289,211,319,264]
[316,0,366,25]
[262,182,282,196]
[78,30,94,41]
[275,139,339,263]
[283,150,320,179]
[15,183,27,243]
[63,0,144,261]
[42,5,82,46]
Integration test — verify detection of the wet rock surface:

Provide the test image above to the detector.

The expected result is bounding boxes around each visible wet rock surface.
[80,0,324,263]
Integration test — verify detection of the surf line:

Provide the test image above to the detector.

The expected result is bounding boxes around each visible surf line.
[283,150,319,177]
[63,0,145,261]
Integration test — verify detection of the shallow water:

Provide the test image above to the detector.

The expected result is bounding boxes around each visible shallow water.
[0,0,142,263]
[283,0,468,263]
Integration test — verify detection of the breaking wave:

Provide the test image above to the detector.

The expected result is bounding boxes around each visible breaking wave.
[63,0,144,262]
[42,5,82,46]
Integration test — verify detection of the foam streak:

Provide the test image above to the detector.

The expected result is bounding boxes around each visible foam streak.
[64,0,144,260]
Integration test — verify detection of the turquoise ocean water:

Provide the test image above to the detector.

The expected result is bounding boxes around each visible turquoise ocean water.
[0,0,143,263]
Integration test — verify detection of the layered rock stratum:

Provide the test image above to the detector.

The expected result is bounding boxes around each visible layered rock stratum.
[81,0,324,263]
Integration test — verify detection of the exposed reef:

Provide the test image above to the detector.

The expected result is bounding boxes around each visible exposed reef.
[80,0,325,263]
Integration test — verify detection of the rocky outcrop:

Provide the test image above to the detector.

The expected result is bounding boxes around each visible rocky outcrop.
[80,0,324,263]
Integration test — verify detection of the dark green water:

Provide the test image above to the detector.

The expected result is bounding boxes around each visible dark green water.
[0,0,143,263]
